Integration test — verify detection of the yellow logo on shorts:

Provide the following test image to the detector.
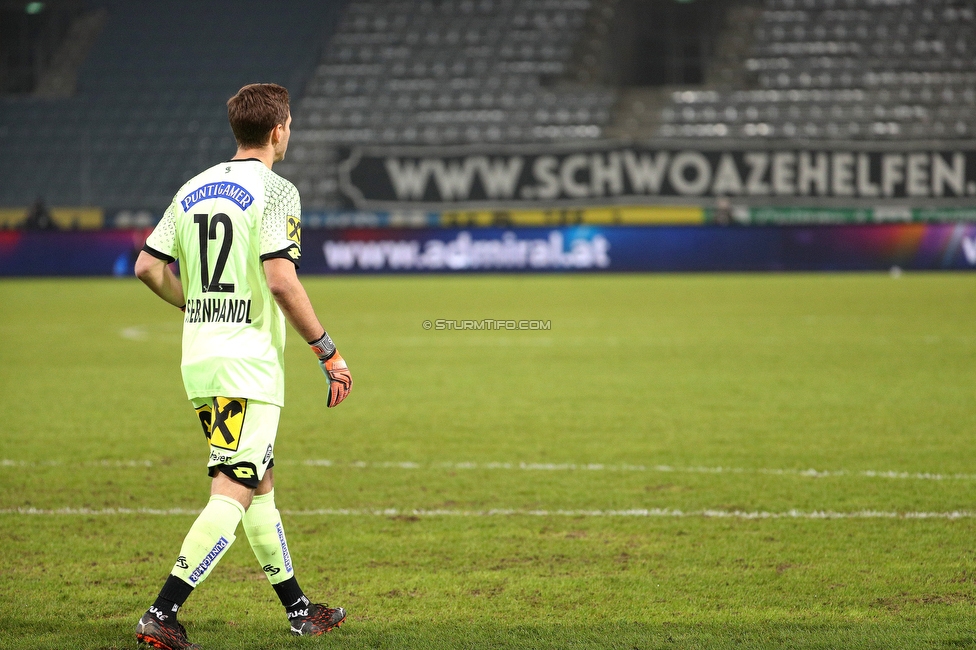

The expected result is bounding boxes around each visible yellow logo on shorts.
[233,466,255,480]
[286,216,301,245]
[209,398,247,452]
[195,403,213,445]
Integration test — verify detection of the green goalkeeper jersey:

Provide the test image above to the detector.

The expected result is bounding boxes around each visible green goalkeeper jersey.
[143,159,303,406]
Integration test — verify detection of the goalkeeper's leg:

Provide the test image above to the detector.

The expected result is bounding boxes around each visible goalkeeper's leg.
[243,474,345,635]
[137,493,245,648]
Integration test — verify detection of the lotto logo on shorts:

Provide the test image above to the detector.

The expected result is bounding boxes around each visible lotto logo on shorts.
[209,398,247,452]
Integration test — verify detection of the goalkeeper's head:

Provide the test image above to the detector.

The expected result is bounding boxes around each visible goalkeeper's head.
[227,83,291,162]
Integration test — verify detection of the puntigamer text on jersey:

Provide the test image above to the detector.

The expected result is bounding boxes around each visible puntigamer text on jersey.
[181,182,255,212]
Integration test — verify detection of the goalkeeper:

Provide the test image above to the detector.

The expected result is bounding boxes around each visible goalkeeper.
[133,83,351,650]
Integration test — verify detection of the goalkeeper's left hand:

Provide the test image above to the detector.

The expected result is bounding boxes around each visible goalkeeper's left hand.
[309,332,352,408]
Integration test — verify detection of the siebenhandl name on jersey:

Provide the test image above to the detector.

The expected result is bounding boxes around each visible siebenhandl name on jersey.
[184,298,253,324]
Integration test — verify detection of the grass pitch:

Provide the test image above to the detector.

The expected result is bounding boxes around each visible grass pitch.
[1,272,976,649]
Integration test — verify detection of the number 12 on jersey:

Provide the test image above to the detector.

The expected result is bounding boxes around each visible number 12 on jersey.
[194,213,235,293]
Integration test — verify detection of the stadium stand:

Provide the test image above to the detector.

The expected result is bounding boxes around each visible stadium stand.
[4,0,976,213]
[654,0,976,140]
[0,0,344,212]
[1,0,615,212]
[277,0,619,208]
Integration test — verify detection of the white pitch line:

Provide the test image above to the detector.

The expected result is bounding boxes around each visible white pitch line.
[119,327,149,341]
[302,460,976,482]
[2,506,975,520]
[4,458,976,482]
[1,459,153,468]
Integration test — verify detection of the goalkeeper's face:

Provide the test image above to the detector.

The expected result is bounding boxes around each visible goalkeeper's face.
[272,112,292,163]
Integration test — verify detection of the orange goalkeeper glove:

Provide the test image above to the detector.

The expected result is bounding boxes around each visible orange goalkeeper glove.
[309,332,352,407]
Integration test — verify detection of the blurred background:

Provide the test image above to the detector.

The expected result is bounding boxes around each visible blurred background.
[2,0,976,273]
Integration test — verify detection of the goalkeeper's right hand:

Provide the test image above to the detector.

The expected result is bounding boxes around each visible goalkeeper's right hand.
[309,332,352,408]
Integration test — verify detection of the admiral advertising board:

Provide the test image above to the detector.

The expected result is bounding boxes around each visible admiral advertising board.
[3,224,976,276]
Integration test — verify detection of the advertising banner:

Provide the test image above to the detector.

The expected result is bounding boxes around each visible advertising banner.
[339,144,976,209]
[301,223,976,274]
[303,205,705,229]
[0,229,148,276]
[3,224,976,276]
[732,206,976,225]
[303,205,976,228]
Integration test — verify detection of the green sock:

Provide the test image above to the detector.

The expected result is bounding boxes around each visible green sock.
[242,489,295,585]
[171,494,245,587]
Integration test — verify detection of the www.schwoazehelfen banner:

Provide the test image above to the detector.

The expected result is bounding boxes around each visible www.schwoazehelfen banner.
[338,143,976,208]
